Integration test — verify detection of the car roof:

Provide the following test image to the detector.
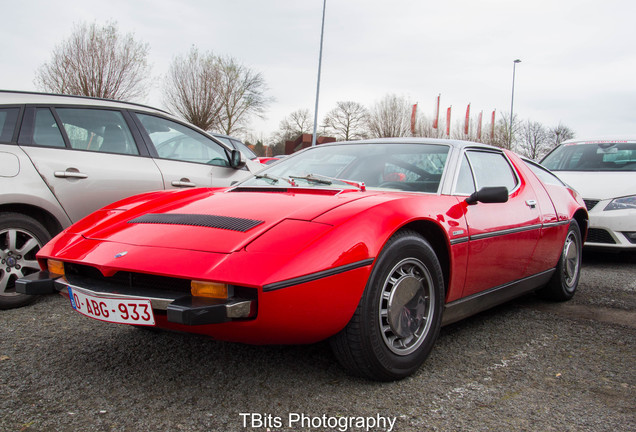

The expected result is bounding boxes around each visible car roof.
[560,137,636,145]
[0,89,169,115]
[325,137,502,151]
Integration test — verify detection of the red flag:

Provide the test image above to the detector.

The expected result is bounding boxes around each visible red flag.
[464,103,471,135]
[491,110,496,138]
[432,94,440,129]
[446,106,452,137]
[477,111,483,140]
[411,103,417,135]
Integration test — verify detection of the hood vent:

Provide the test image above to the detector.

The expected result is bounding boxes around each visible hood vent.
[128,213,264,232]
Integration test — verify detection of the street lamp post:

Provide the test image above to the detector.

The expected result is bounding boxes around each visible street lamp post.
[509,59,521,149]
[311,0,327,147]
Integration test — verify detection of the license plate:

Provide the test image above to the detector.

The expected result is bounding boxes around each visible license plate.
[68,286,155,326]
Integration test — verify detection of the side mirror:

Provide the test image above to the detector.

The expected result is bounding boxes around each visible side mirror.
[229,149,245,169]
[465,186,509,205]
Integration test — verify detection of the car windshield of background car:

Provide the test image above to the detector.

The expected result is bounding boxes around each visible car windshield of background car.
[542,142,636,172]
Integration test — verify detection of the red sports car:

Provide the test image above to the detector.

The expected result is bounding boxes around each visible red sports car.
[18,138,587,381]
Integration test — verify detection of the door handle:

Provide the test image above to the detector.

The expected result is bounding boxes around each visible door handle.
[526,200,537,208]
[54,169,88,179]
[171,178,196,188]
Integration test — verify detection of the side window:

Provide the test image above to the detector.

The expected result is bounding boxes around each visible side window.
[55,108,138,155]
[455,154,476,195]
[0,108,19,143]
[523,160,565,186]
[137,114,229,166]
[32,108,65,148]
[466,151,518,192]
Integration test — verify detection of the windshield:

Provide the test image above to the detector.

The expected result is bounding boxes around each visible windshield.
[239,142,450,193]
[541,141,636,172]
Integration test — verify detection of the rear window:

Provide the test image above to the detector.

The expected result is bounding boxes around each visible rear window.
[56,108,138,155]
[542,142,636,171]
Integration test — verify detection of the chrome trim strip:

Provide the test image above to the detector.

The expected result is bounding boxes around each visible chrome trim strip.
[263,258,375,292]
[55,277,182,310]
[470,223,543,241]
[450,237,469,245]
[542,220,571,228]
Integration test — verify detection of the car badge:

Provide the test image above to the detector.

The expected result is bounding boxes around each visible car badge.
[114,251,128,258]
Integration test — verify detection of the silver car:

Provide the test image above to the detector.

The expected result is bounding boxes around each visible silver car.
[0,90,260,308]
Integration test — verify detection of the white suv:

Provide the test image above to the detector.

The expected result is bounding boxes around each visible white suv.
[0,90,259,308]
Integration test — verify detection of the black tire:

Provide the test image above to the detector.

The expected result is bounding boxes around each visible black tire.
[537,220,582,302]
[330,230,444,381]
[0,212,52,309]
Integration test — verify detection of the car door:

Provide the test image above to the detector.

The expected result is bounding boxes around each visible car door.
[133,113,252,189]
[18,106,165,223]
[455,149,542,297]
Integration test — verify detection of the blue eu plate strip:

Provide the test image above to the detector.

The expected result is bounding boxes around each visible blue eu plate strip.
[68,287,77,310]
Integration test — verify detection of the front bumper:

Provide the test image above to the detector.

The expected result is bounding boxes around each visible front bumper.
[585,201,636,249]
[16,271,254,325]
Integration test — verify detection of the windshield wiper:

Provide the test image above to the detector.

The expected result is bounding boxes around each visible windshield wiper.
[255,173,297,187]
[290,174,366,191]
[289,174,332,185]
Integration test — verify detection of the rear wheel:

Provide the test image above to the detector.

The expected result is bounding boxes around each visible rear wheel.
[330,230,444,381]
[537,220,582,301]
[0,213,51,309]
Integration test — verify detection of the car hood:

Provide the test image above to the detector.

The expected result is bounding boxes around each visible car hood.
[76,188,376,253]
[552,171,636,200]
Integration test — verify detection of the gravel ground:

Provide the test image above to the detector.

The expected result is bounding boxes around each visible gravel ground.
[1,251,634,432]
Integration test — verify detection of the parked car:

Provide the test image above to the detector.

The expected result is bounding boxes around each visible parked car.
[211,133,258,161]
[258,156,282,165]
[541,137,636,250]
[18,138,587,380]
[211,133,276,166]
[0,90,259,309]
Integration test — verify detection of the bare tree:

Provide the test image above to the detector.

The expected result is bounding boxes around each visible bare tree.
[163,49,270,134]
[414,113,447,139]
[549,123,575,147]
[367,94,412,138]
[35,21,150,100]
[163,47,223,131]
[489,112,522,150]
[269,109,313,155]
[216,56,271,135]
[519,120,550,160]
[275,109,314,141]
[322,101,369,141]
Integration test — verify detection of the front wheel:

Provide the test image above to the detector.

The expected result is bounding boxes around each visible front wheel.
[537,220,582,301]
[330,230,444,381]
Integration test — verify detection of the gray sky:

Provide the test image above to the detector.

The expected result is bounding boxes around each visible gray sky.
[2,0,634,142]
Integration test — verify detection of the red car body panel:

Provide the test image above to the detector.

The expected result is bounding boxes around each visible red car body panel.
[31,141,587,346]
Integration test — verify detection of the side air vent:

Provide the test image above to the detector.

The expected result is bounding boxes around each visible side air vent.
[128,213,264,232]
